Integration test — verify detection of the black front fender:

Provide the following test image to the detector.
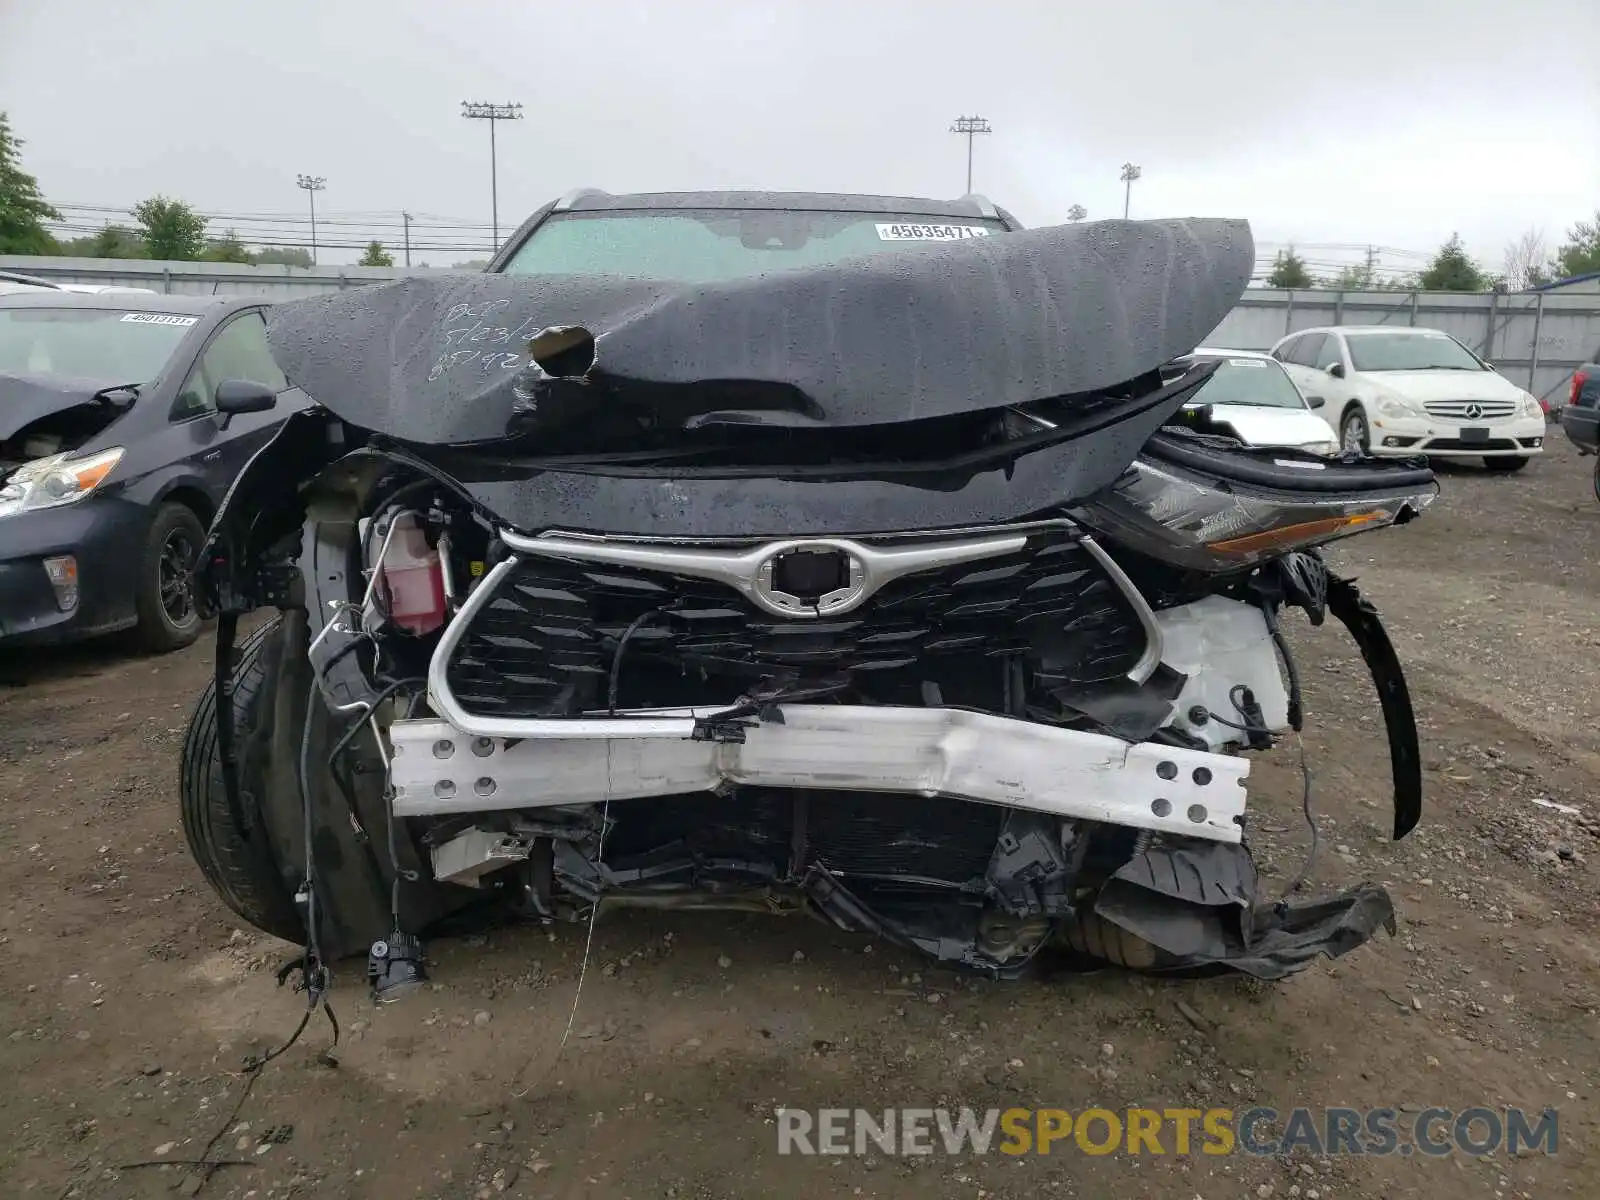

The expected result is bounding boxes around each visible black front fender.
[196,406,342,619]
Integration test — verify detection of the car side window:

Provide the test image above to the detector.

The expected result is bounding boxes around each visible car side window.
[1290,333,1325,366]
[1314,334,1344,370]
[1272,335,1300,364]
[173,311,287,419]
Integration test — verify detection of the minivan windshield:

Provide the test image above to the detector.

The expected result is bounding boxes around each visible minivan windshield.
[1345,331,1485,372]
[0,308,193,383]
[501,209,1008,283]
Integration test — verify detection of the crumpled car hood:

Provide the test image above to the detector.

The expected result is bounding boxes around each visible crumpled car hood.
[264,217,1254,447]
[0,372,129,443]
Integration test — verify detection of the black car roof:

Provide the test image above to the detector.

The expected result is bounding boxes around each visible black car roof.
[0,291,253,314]
[554,188,1006,220]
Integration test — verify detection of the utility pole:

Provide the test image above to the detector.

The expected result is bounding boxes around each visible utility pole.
[1119,163,1142,219]
[295,175,326,265]
[460,101,523,249]
[1364,244,1378,286]
[403,212,413,267]
[949,115,993,194]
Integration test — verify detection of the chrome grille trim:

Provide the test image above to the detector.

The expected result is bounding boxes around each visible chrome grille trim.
[428,521,1165,738]
[1422,399,1517,420]
[500,528,1030,620]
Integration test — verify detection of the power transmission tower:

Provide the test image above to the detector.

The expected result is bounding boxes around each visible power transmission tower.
[460,101,523,249]
[295,174,326,265]
[949,115,993,194]
[1119,163,1142,219]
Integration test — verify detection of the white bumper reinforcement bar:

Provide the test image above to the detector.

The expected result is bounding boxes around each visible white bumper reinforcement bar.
[387,706,1249,843]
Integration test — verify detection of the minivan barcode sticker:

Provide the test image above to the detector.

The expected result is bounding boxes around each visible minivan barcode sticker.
[120,313,199,326]
[875,223,992,242]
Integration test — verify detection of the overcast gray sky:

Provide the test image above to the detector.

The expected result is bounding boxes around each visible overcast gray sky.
[3,0,1597,271]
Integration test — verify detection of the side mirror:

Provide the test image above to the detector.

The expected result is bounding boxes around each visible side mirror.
[1306,395,1327,409]
[213,379,277,429]
[1326,362,1346,379]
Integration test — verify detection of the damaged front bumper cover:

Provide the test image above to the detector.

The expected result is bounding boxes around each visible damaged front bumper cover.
[388,706,1250,842]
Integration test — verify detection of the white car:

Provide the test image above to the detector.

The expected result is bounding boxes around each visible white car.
[1167,347,1338,455]
[1269,325,1546,471]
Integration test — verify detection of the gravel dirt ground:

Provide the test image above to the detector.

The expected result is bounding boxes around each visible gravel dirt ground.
[2,444,1597,1200]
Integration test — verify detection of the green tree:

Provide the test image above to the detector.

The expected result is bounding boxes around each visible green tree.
[0,112,61,255]
[1418,233,1488,292]
[252,246,313,268]
[132,195,208,260]
[1551,211,1600,280]
[358,239,394,267]
[1266,247,1313,289]
[58,224,148,259]
[202,228,254,263]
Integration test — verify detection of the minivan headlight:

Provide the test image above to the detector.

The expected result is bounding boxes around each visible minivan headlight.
[0,447,124,519]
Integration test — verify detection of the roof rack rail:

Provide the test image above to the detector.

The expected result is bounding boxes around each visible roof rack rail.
[959,193,998,219]
[552,187,606,212]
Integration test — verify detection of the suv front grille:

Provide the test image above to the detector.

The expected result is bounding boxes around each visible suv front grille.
[443,527,1152,718]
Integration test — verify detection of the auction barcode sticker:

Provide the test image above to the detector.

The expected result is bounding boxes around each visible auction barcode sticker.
[120,313,199,326]
[875,223,992,242]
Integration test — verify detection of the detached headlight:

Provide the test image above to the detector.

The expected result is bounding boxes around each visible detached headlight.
[1073,457,1437,573]
[0,447,124,520]
[1518,393,1545,419]
[1377,397,1420,419]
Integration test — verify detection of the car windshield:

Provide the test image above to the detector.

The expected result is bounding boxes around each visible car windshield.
[1345,332,1485,372]
[1186,357,1308,408]
[501,209,1009,283]
[0,308,193,384]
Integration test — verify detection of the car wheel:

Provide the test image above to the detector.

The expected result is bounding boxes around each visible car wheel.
[1593,456,1600,504]
[132,502,206,653]
[1340,408,1371,454]
[1483,456,1529,473]
[180,615,304,944]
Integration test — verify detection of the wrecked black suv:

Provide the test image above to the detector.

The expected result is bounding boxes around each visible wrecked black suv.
[182,192,1436,998]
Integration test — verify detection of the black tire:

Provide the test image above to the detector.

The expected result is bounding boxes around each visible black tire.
[1339,407,1371,454]
[179,616,304,943]
[1593,456,1600,505]
[131,502,206,653]
[1483,456,1529,473]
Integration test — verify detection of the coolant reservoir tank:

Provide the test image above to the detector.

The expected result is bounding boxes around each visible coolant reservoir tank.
[379,512,447,635]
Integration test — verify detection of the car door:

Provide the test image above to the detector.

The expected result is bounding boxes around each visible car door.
[1277,334,1338,432]
[1310,331,1356,407]
[1560,363,1600,451]
[168,309,297,502]
[1276,332,1320,382]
